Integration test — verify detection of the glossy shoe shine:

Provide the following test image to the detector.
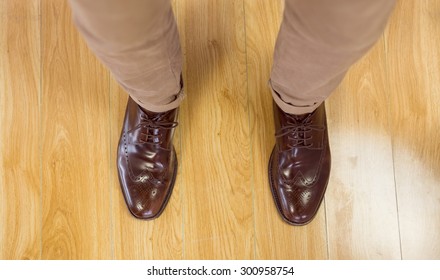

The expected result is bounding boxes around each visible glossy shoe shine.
[269,102,331,225]
[117,97,178,220]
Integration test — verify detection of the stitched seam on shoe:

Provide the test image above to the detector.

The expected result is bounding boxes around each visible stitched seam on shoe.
[279,132,328,187]
[269,149,296,224]
[269,148,328,226]
[124,131,161,185]
[270,152,318,226]
[125,152,178,220]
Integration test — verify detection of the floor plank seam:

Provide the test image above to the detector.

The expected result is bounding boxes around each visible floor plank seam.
[38,0,43,260]
[174,0,185,260]
[108,75,115,260]
[324,198,330,260]
[382,33,404,260]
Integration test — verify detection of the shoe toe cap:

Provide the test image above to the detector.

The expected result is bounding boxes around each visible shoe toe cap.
[278,189,317,225]
[128,202,160,220]
[124,184,168,220]
[280,205,314,225]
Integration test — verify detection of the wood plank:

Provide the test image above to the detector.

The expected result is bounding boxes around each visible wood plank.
[385,0,440,259]
[245,0,328,259]
[177,0,253,259]
[111,0,183,260]
[0,0,41,259]
[110,85,184,260]
[325,36,401,259]
[41,0,111,259]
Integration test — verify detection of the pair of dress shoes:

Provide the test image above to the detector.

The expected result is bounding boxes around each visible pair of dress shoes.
[117,96,330,225]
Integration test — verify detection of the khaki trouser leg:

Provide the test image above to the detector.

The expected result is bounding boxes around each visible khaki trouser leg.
[271,0,396,114]
[68,0,183,112]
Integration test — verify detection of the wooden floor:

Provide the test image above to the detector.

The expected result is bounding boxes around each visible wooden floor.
[1,0,439,260]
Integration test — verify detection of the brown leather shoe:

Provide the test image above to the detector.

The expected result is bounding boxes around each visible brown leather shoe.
[117,97,178,220]
[268,102,331,225]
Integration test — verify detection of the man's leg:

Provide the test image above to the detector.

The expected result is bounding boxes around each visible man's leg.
[69,0,183,112]
[69,0,182,219]
[268,0,396,225]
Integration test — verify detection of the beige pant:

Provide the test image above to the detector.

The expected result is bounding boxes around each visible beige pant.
[69,0,396,114]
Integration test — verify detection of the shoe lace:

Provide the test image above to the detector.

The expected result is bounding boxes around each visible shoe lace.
[134,113,178,146]
[275,114,325,149]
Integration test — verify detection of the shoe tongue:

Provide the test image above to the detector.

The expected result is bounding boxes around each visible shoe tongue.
[139,106,166,120]
[293,113,310,122]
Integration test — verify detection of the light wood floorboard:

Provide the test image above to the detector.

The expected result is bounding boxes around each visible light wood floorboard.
[245,0,328,260]
[177,0,254,259]
[41,0,111,259]
[0,0,41,260]
[325,36,401,260]
[108,0,184,261]
[386,0,440,259]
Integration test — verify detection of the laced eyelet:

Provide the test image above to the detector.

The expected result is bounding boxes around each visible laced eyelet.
[275,114,325,149]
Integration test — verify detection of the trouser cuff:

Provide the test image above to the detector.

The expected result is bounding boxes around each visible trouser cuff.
[131,86,185,113]
[268,80,322,115]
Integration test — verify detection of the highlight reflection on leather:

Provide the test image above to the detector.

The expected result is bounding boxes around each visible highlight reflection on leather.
[117,97,178,220]
[269,102,331,225]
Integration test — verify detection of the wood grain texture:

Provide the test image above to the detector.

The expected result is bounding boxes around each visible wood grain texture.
[177,0,254,259]
[385,0,440,259]
[110,1,184,260]
[245,0,328,260]
[1,0,440,260]
[325,37,401,259]
[110,83,184,260]
[41,0,111,259]
[0,0,41,259]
